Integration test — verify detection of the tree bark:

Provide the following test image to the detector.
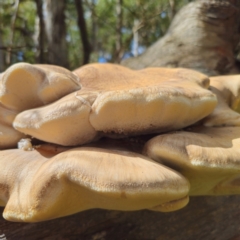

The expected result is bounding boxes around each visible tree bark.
[75,0,91,65]
[121,0,240,76]
[44,0,69,68]
[1,196,240,239]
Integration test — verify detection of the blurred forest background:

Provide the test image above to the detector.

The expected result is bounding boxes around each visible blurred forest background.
[0,0,192,71]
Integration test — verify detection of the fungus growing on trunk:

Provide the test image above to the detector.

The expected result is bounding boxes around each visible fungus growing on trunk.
[1,62,238,224]
[203,75,240,127]
[0,143,189,222]
[0,63,81,148]
[13,63,217,146]
[144,126,240,195]
[0,62,80,111]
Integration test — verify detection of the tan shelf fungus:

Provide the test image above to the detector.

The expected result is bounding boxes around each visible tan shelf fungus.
[203,75,240,127]
[0,63,81,148]
[2,62,238,223]
[0,144,189,222]
[144,126,240,196]
[13,63,217,146]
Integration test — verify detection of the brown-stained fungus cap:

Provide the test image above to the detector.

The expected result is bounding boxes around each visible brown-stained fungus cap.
[13,63,217,146]
[0,143,189,222]
[144,126,240,196]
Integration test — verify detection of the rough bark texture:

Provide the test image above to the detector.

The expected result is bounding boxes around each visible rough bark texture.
[1,196,240,239]
[121,0,240,76]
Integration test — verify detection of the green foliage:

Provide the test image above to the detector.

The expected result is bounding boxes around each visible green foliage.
[0,0,189,70]
[0,0,36,67]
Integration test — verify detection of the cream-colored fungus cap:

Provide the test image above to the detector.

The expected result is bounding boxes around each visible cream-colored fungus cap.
[0,96,26,148]
[0,62,81,111]
[14,92,98,146]
[0,63,81,148]
[0,124,24,149]
[0,103,24,148]
[14,63,217,146]
[0,144,189,222]
[75,63,217,134]
[144,126,240,196]
[203,75,240,127]
[209,75,240,112]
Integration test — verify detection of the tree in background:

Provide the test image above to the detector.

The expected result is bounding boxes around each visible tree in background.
[43,0,69,68]
[122,0,240,76]
[75,0,91,65]
[0,0,190,70]
[0,0,36,70]
[35,0,45,63]
[0,0,239,73]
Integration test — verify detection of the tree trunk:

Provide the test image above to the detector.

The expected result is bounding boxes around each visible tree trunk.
[35,0,45,63]
[44,0,69,68]
[121,0,240,76]
[114,0,123,63]
[90,0,98,53]
[0,33,5,72]
[75,0,91,65]
[1,195,240,239]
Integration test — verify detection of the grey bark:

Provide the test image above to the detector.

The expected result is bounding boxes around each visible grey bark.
[122,0,240,76]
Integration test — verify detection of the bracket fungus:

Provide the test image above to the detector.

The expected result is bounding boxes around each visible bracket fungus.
[13,63,217,146]
[0,104,24,148]
[1,62,239,223]
[203,75,240,127]
[0,143,189,222]
[144,126,240,196]
[0,62,80,111]
[0,62,81,148]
